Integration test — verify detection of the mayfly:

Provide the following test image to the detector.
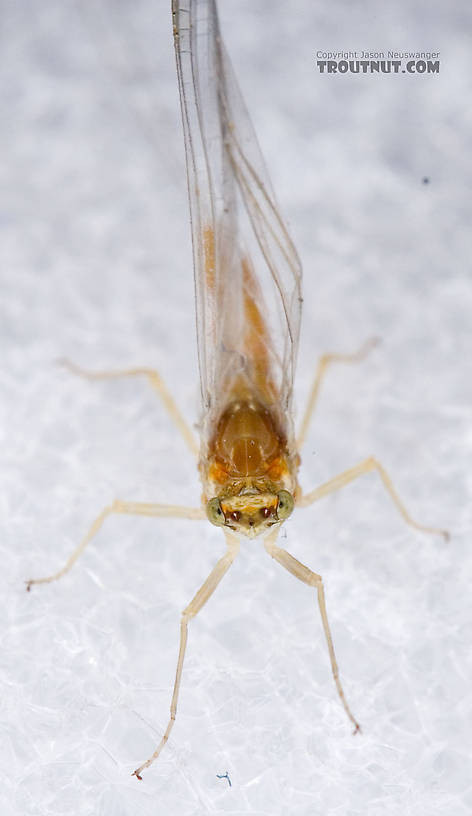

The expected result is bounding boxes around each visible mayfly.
[26,0,448,780]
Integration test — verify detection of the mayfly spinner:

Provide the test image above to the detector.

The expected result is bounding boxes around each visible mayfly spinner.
[26,0,448,780]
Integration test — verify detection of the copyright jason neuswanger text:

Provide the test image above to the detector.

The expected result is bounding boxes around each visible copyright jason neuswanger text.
[315,50,440,74]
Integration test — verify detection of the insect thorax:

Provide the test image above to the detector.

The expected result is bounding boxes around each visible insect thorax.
[200,398,299,505]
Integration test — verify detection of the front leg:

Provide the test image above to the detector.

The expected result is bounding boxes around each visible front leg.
[132,531,240,779]
[264,529,360,733]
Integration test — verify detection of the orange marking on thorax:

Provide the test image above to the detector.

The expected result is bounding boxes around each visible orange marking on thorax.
[266,456,289,482]
[208,461,230,486]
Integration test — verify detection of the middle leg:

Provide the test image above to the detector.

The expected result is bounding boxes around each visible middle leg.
[26,500,206,591]
[298,456,449,540]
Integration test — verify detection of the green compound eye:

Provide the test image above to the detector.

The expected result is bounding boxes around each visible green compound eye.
[276,490,294,521]
[206,497,226,527]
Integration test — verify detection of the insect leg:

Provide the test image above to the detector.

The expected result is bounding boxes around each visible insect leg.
[297,338,379,449]
[59,360,198,456]
[132,531,240,779]
[25,501,205,590]
[264,529,360,733]
[298,457,449,540]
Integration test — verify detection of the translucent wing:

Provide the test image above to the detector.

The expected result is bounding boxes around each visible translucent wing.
[172,0,302,439]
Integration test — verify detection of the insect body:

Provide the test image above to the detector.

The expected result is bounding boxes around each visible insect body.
[173,0,302,540]
[27,0,448,780]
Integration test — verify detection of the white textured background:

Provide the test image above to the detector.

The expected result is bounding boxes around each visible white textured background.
[1,1,471,814]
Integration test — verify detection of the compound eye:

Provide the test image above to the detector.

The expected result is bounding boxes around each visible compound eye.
[206,497,226,527]
[276,490,294,521]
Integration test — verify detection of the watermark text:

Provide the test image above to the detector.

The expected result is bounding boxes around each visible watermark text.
[315,51,440,75]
